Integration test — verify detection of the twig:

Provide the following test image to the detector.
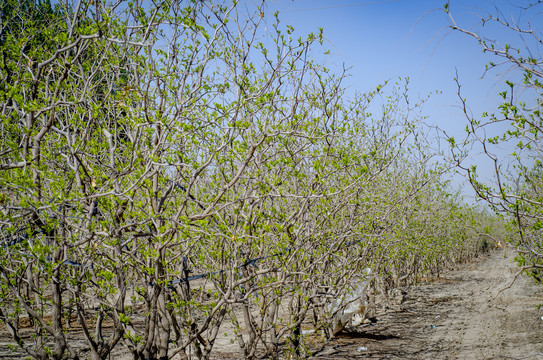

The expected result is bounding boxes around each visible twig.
[401,307,419,314]
[492,266,531,300]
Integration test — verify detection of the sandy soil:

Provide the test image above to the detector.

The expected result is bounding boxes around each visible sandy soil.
[1,248,542,359]
[313,248,543,360]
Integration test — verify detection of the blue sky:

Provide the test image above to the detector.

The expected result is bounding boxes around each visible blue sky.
[260,0,540,200]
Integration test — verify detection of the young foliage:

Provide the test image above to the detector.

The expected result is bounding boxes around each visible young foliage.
[0,1,491,359]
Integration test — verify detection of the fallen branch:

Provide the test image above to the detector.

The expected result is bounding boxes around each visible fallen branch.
[492,265,532,300]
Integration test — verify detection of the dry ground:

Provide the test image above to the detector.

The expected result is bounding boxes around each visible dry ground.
[313,248,543,360]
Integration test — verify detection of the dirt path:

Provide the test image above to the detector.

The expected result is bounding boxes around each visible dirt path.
[313,248,543,360]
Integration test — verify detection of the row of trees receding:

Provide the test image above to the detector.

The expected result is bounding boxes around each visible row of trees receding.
[1,1,497,359]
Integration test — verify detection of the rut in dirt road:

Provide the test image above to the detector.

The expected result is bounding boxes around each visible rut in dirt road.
[314,248,543,360]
